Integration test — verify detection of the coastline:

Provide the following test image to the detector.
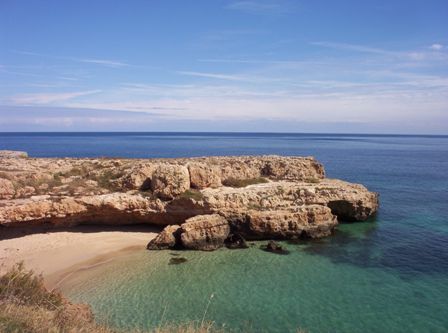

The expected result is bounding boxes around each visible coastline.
[0,225,159,289]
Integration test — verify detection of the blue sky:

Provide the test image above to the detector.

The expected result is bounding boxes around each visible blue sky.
[0,0,447,133]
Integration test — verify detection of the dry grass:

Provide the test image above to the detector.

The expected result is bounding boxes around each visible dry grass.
[222,177,269,188]
[0,264,307,333]
[179,189,204,201]
[0,264,223,333]
[304,177,320,184]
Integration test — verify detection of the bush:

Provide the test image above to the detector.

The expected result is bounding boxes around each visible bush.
[222,177,269,188]
[0,264,223,333]
[0,263,62,309]
[179,189,204,201]
[304,178,320,184]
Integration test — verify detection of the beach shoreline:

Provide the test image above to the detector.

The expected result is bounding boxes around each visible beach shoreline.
[0,225,159,289]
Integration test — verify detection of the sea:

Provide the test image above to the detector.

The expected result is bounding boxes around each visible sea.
[1,132,447,333]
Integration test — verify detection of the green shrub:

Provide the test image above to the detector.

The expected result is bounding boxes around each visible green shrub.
[179,189,204,201]
[304,178,320,184]
[222,177,269,188]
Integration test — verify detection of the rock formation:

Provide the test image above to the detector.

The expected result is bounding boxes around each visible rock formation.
[0,151,379,250]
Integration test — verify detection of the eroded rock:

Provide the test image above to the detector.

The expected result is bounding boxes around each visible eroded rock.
[0,154,379,250]
[180,214,230,251]
[188,162,221,189]
[0,178,15,200]
[151,164,190,200]
[147,225,181,250]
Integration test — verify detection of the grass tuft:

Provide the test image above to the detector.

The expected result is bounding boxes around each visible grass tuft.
[179,189,204,201]
[222,177,269,188]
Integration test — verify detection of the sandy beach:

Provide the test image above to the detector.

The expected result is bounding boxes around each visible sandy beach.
[0,225,159,289]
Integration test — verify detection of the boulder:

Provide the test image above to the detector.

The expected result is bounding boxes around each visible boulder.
[151,164,190,200]
[188,162,221,189]
[147,225,181,250]
[180,214,230,251]
[122,164,156,190]
[262,240,290,255]
[225,232,248,249]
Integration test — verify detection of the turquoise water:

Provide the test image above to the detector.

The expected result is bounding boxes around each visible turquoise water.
[2,133,448,332]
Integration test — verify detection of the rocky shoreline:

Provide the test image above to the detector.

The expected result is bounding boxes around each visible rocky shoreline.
[0,150,378,251]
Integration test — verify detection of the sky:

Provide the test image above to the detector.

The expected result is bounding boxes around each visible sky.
[0,0,447,133]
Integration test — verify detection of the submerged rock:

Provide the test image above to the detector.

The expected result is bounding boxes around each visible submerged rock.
[261,240,290,255]
[225,233,249,249]
[169,257,188,265]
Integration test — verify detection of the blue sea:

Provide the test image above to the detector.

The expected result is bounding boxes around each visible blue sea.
[1,132,448,333]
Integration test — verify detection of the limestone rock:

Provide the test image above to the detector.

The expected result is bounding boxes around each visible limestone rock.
[180,214,230,251]
[261,156,325,181]
[15,186,35,198]
[122,164,156,190]
[246,205,337,239]
[0,178,15,200]
[0,154,379,250]
[262,240,289,255]
[188,162,221,189]
[151,164,190,200]
[147,225,181,250]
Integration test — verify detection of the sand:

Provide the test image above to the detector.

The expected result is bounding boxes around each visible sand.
[0,225,159,289]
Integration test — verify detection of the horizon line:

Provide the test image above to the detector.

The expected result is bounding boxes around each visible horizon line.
[0,131,447,137]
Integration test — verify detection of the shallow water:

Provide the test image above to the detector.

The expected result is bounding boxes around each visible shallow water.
[2,133,448,332]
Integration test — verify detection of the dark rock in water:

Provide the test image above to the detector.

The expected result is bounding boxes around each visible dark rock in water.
[287,236,301,244]
[169,257,188,265]
[225,233,249,249]
[261,240,290,255]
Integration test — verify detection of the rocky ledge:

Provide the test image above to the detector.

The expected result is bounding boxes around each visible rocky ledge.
[0,151,378,250]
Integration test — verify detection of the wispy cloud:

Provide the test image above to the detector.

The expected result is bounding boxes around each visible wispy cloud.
[310,41,448,63]
[311,41,400,56]
[177,70,250,81]
[430,43,443,51]
[77,59,129,68]
[13,50,129,68]
[226,1,289,14]
[11,90,101,105]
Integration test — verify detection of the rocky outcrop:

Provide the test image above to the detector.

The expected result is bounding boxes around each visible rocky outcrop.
[147,164,190,200]
[0,178,15,200]
[147,224,181,250]
[188,163,222,189]
[0,153,378,250]
[246,205,337,239]
[147,215,230,251]
[180,214,230,250]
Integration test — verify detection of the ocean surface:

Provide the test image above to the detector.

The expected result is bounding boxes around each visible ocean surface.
[1,132,448,333]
